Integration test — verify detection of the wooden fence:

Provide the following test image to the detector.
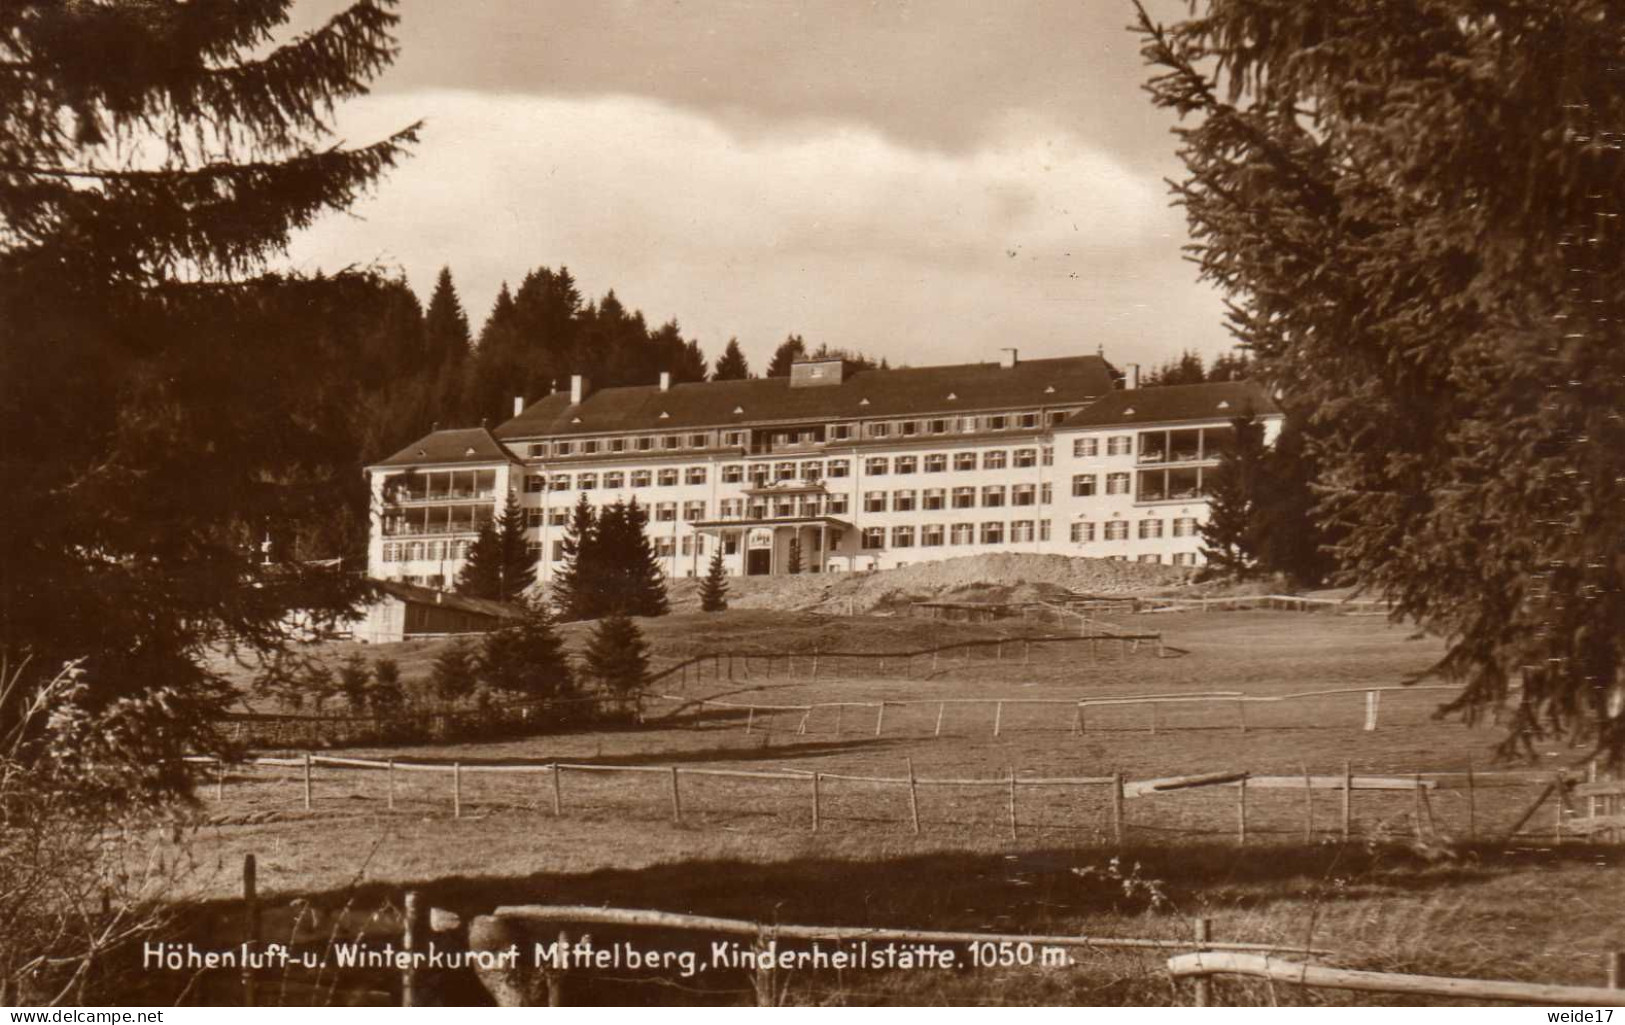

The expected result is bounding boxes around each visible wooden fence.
[184,753,1620,848]
[653,682,1463,737]
[1167,950,1625,1006]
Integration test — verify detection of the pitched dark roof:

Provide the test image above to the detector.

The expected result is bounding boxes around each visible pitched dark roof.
[373,580,525,621]
[1059,381,1280,429]
[494,355,1118,440]
[372,427,520,469]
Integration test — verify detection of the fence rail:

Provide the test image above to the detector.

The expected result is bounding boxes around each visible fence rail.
[183,753,1616,849]
[1167,951,1625,1006]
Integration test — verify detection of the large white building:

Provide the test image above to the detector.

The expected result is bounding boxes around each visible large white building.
[366,351,1281,588]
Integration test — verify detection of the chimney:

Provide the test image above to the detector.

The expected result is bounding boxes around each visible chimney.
[570,374,590,405]
[1126,363,1141,390]
[999,348,1019,369]
[659,371,672,392]
[512,395,526,417]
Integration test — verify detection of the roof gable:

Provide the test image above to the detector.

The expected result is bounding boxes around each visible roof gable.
[372,427,520,469]
[1059,381,1280,430]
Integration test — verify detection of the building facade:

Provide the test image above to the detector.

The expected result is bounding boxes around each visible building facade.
[366,352,1280,589]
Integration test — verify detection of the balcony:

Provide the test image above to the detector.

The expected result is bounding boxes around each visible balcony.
[387,488,498,505]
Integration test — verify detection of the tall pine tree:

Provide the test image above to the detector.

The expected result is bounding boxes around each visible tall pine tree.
[713,338,751,381]
[699,548,729,612]
[1139,1,1625,753]
[764,334,807,377]
[0,0,418,789]
[553,493,599,620]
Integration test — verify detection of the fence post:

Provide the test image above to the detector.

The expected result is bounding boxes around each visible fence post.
[834,704,843,738]
[402,890,424,1007]
[1554,771,1566,845]
[242,854,260,1007]
[1341,761,1352,842]
[551,762,562,816]
[669,766,682,824]
[1236,700,1247,734]
[1149,702,1158,734]
[1192,918,1212,1007]
[811,772,821,833]
[934,702,945,738]
[753,930,776,1007]
[1007,767,1018,840]
[303,752,313,811]
[452,761,462,819]
[1465,758,1476,843]
[216,759,226,801]
[994,701,1003,737]
[387,757,397,811]
[1236,774,1248,845]
[1112,771,1125,844]
[745,706,755,735]
[874,702,886,737]
[1608,951,1623,991]
[906,758,921,835]
[811,649,819,679]
[1364,690,1380,731]
[1302,765,1313,842]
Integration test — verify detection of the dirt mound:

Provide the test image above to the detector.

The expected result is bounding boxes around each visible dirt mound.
[668,552,1190,615]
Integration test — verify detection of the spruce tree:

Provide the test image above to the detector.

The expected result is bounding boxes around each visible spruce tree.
[699,548,730,613]
[1197,416,1268,577]
[0,0,418,788]
[764,334,807,377]
[583,613,651,712]
[1140,1,1625,753]
[607,499,670,618]
[553,494,600,620]
[478,597,573,700]
[338,653,372,714]
[456,520,504,599]
[431,641,477,707]
[713,338,751,381]
[494,491,538,601]
[370,658,406,715]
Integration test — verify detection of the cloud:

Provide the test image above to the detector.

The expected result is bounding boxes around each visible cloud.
[283,88,1231,374]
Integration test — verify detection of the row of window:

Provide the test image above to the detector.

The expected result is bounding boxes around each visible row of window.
[860,520,1053,549]
[526,411,1076,459]
[1068,517,1200,542]
[862,484,1052,512]
[524,448,1061,494]
[1071,436,1135,458]
[381,539,473,562]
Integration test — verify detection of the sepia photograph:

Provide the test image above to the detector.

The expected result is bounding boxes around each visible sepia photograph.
[1,0,1623,1012]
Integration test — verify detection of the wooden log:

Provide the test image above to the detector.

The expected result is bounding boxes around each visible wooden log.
[1166,951,1625,1006]
[906,758,920,835]
[1505,781,1557,839]
[242,854,260,1006]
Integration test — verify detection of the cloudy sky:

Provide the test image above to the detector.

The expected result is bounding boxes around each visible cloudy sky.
[283,0,1231,375]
